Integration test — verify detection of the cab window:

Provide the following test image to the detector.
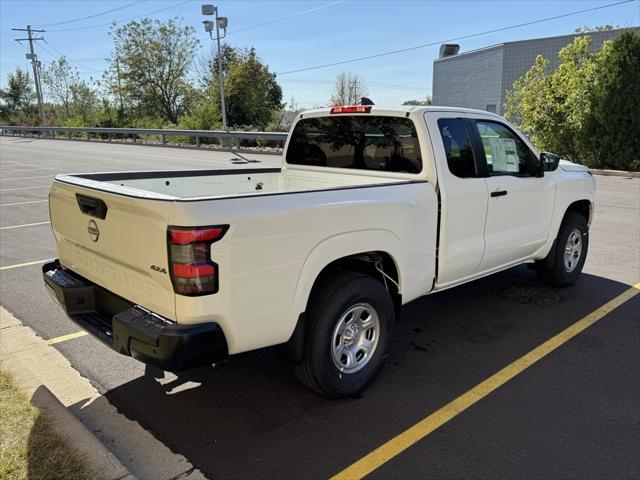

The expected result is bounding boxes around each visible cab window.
[286,116,422,173]
[476,121,537,176]
[437,118,477,178]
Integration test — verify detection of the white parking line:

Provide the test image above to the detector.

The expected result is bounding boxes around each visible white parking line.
[0,174,54,181]
[0,168,48,172]
[0,221,51,230]
[0,185,50,192]
[0,258,54,270]
[0,200,48,207]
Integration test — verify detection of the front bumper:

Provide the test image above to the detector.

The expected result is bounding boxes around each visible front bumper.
[43,260,228,371]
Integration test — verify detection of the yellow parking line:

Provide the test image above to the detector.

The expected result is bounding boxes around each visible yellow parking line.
[331,281,640,480]
[47,331,89,345]
[0,221,51,230]
[0,258,54,270]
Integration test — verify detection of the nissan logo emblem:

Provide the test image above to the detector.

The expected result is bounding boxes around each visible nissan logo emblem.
[87,220,100,242]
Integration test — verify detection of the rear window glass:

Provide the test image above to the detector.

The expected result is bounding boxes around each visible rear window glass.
[286,116,422,173]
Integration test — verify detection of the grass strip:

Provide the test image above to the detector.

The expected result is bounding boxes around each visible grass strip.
[0,370,99,480]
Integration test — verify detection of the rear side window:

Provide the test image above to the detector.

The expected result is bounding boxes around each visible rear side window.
[437,118,476,178]
[286,116,422,173]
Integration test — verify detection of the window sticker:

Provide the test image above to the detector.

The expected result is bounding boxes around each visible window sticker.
[487,137,518,173]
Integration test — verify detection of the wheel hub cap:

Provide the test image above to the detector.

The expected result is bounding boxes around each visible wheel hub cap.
[343,324,359,347]
[331,303,380,374]
[563,229,583,273]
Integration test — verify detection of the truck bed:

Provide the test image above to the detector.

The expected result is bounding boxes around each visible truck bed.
[56,167,407,201]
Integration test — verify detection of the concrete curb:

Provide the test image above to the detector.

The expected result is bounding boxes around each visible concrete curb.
[31,385,134,480]
[0,306,207,480]
[590,168,640,178]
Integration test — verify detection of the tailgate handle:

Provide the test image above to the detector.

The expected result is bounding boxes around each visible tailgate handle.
[76,194,108,219]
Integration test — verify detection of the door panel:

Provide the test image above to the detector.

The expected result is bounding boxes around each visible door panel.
[424,112,488,286]
[468,117,557,272]
[481,175,556,270]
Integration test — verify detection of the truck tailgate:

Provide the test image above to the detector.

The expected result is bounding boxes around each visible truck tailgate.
[49,181,176,320]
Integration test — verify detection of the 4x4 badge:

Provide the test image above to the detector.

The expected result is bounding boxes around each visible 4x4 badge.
[87,220,99,242]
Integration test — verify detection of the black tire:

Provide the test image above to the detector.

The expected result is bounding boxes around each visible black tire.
[294,272,395,398]
[537,211,589,287]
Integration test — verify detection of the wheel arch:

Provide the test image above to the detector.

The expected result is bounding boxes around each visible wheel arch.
[275,231,403,364]
[565,199,593,226]
[536,194,593,267]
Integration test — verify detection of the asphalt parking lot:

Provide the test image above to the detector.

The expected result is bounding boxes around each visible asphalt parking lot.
[1,136,639,479]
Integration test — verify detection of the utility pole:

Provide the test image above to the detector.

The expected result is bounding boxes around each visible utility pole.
[213,9,227,132]
[12,25,47,126]
[202,4,228,132]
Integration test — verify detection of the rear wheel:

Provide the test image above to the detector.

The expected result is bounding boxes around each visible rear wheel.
[294,272,395,398]
[536,211,589,287]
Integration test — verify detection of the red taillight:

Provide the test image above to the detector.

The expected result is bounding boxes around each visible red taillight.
[172,263,215,278]
[168,225,228,296]
[330,105,372,114]
[170,227,225,245]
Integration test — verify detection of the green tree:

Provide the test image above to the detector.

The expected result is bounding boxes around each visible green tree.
[42,57,76,117]
[506,31,639,170]
[42,56,99,125]
[195,44,239,88]
[0,68,36,123]
[178,91,220,132]
[106,18,199,124]
[506,36,600,161]
[582,31,640,170]
[575,25,618,33]
[69,82,99,125]
[402,97,432,106]
[205,47,283,128]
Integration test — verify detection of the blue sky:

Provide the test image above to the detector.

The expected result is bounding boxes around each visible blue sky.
[1,0,638,108]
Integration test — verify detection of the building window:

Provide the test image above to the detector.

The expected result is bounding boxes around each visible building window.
[485,104,496,113]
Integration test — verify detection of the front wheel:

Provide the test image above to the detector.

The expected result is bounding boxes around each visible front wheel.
[537,211,589,287]
[294,272,395,398]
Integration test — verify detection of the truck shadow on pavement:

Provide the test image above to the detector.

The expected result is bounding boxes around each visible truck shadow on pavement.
[74,266,636,480]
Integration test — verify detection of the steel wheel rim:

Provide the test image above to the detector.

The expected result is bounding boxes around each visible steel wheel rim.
[563,229,583,273]
[330,303,380,374]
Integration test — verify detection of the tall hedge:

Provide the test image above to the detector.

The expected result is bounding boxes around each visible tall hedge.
[506,30,639,171]
[582,31,640,171]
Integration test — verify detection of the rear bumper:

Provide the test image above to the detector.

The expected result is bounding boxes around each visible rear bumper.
[42,260,228,371]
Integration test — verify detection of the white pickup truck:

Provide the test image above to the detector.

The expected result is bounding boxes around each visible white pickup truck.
[44,105,595,397]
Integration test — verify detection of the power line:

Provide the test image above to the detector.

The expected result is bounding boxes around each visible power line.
[278,0,636,75]
[280,78,428,91]
[41,39,104,72]
[47,0,195,32]
[228,0,345,36]
[38,0,146,27]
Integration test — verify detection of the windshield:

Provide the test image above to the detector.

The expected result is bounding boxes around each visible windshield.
[286,115,422,173]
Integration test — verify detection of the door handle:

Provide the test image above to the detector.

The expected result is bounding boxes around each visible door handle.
[490,190,508,197]
[76,194,108,219]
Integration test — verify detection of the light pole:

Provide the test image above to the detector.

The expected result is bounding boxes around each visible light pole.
[202,4,228,132]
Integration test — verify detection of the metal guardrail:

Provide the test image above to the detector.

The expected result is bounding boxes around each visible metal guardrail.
[0,125,288,149]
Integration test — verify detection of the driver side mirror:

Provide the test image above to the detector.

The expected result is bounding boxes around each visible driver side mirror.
[540,151,560,173]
